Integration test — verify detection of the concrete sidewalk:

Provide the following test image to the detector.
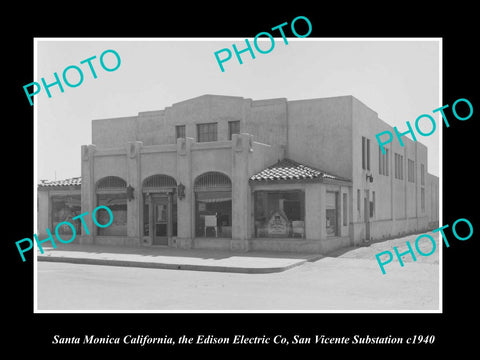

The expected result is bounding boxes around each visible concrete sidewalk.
[37,244,323,274]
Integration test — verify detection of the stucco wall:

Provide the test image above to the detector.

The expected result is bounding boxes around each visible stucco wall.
[248,141,283,176]
[166,95,245,142]
[140,149,177,181]
[93,154,128,183]
[350,96,434,241]
[37,190,50,237]
[287,96,353,180]
[415,142,429,221]
[352,97,387,225]
[80,94,439,252]
[136,111,168,146]
[427,172,439,228]
[93,95,287,157]
[191,143,233,180]
[92,116,137,148]
[92,95,248,149]
[245,98,288,148]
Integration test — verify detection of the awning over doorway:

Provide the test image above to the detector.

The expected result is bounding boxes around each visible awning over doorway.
[196,191,232,202]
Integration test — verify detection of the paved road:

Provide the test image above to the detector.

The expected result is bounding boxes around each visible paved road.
[36,233,440,311]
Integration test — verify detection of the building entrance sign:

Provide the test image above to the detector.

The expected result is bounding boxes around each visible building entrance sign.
[266,211,289,237]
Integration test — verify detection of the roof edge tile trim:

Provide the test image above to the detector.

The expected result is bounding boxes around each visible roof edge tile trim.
[249,159,350,183]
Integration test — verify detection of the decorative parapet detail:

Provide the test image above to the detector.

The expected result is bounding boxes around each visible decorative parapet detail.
[178,137,187,156]
[81,144,97,161]
[127,141,143,159]
[233,133,254,153]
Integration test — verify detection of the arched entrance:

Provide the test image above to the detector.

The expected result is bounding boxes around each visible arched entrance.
[142,175,177,245]
[194,172,232,238]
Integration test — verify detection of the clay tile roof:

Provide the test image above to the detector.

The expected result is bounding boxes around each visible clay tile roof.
[249,159,348,183]
[38,177,82,187]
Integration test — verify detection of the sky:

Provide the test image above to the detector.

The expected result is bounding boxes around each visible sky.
[35,38,440,181]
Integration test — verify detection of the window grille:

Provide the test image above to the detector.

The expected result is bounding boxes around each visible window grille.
[228,120,240,140]
[197,123,217,142]
[142,175,177,192]
[194,172,231,191]
[96,176,127,190]
[176,125,186,139]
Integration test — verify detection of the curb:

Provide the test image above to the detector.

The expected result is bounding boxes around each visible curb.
[37,255,311,274]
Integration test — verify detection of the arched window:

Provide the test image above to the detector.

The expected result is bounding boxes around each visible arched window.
[142,175,177,192]
[96,176,127,191]
[194,172,232,238]
[96,176,127,236]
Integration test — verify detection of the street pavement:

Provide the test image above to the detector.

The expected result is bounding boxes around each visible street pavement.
[36,232,440,311]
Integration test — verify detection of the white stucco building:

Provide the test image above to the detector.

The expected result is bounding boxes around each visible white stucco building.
[37,94,439,254]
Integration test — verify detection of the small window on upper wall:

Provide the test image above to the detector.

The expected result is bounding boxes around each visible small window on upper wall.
[379,145,383,175]
[362,136,370,171]
[371,191,375,218]
[366,138,370,170]
[408,159,415,183]
[394,153,404,180]
[386,149,389,176]
[197,123,217,142]
[379,146,390,177]
[176,125,186,139]
[421,164,425,185]
[362,137,365,169]
[421,187,425,212]
[357,189,361,212]
[228,120,240,140]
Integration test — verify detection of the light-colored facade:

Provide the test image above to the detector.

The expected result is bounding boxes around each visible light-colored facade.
[37,94,439,254]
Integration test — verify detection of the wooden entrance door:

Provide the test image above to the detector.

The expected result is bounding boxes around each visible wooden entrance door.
[151,195,171,245]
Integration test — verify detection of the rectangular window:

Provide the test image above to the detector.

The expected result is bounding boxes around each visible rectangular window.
[343,193,347,226]
[395,153,404,180]
[394,154,398,179]
[362,137,366,170]
[398,155,403,180]
[175,125,186,139]
[326,192,338,237]
[421,164,425,185]
[408,159,415,182]
[254,191,305,238]
[52,196,82,235]
[228,120,240,140]
[371,191,375,218]
[398,154,400,179]
[366,138,370,170]
[431,183,436,217]
[97,193,127,236]
[421,187,425,212]
[379,145,383,175]
[379,145,389,176]
[386,149,389,176]
[357,189,361,212]
[196,190,232,238]
[400,155,404,179]
[197,122,217,142]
